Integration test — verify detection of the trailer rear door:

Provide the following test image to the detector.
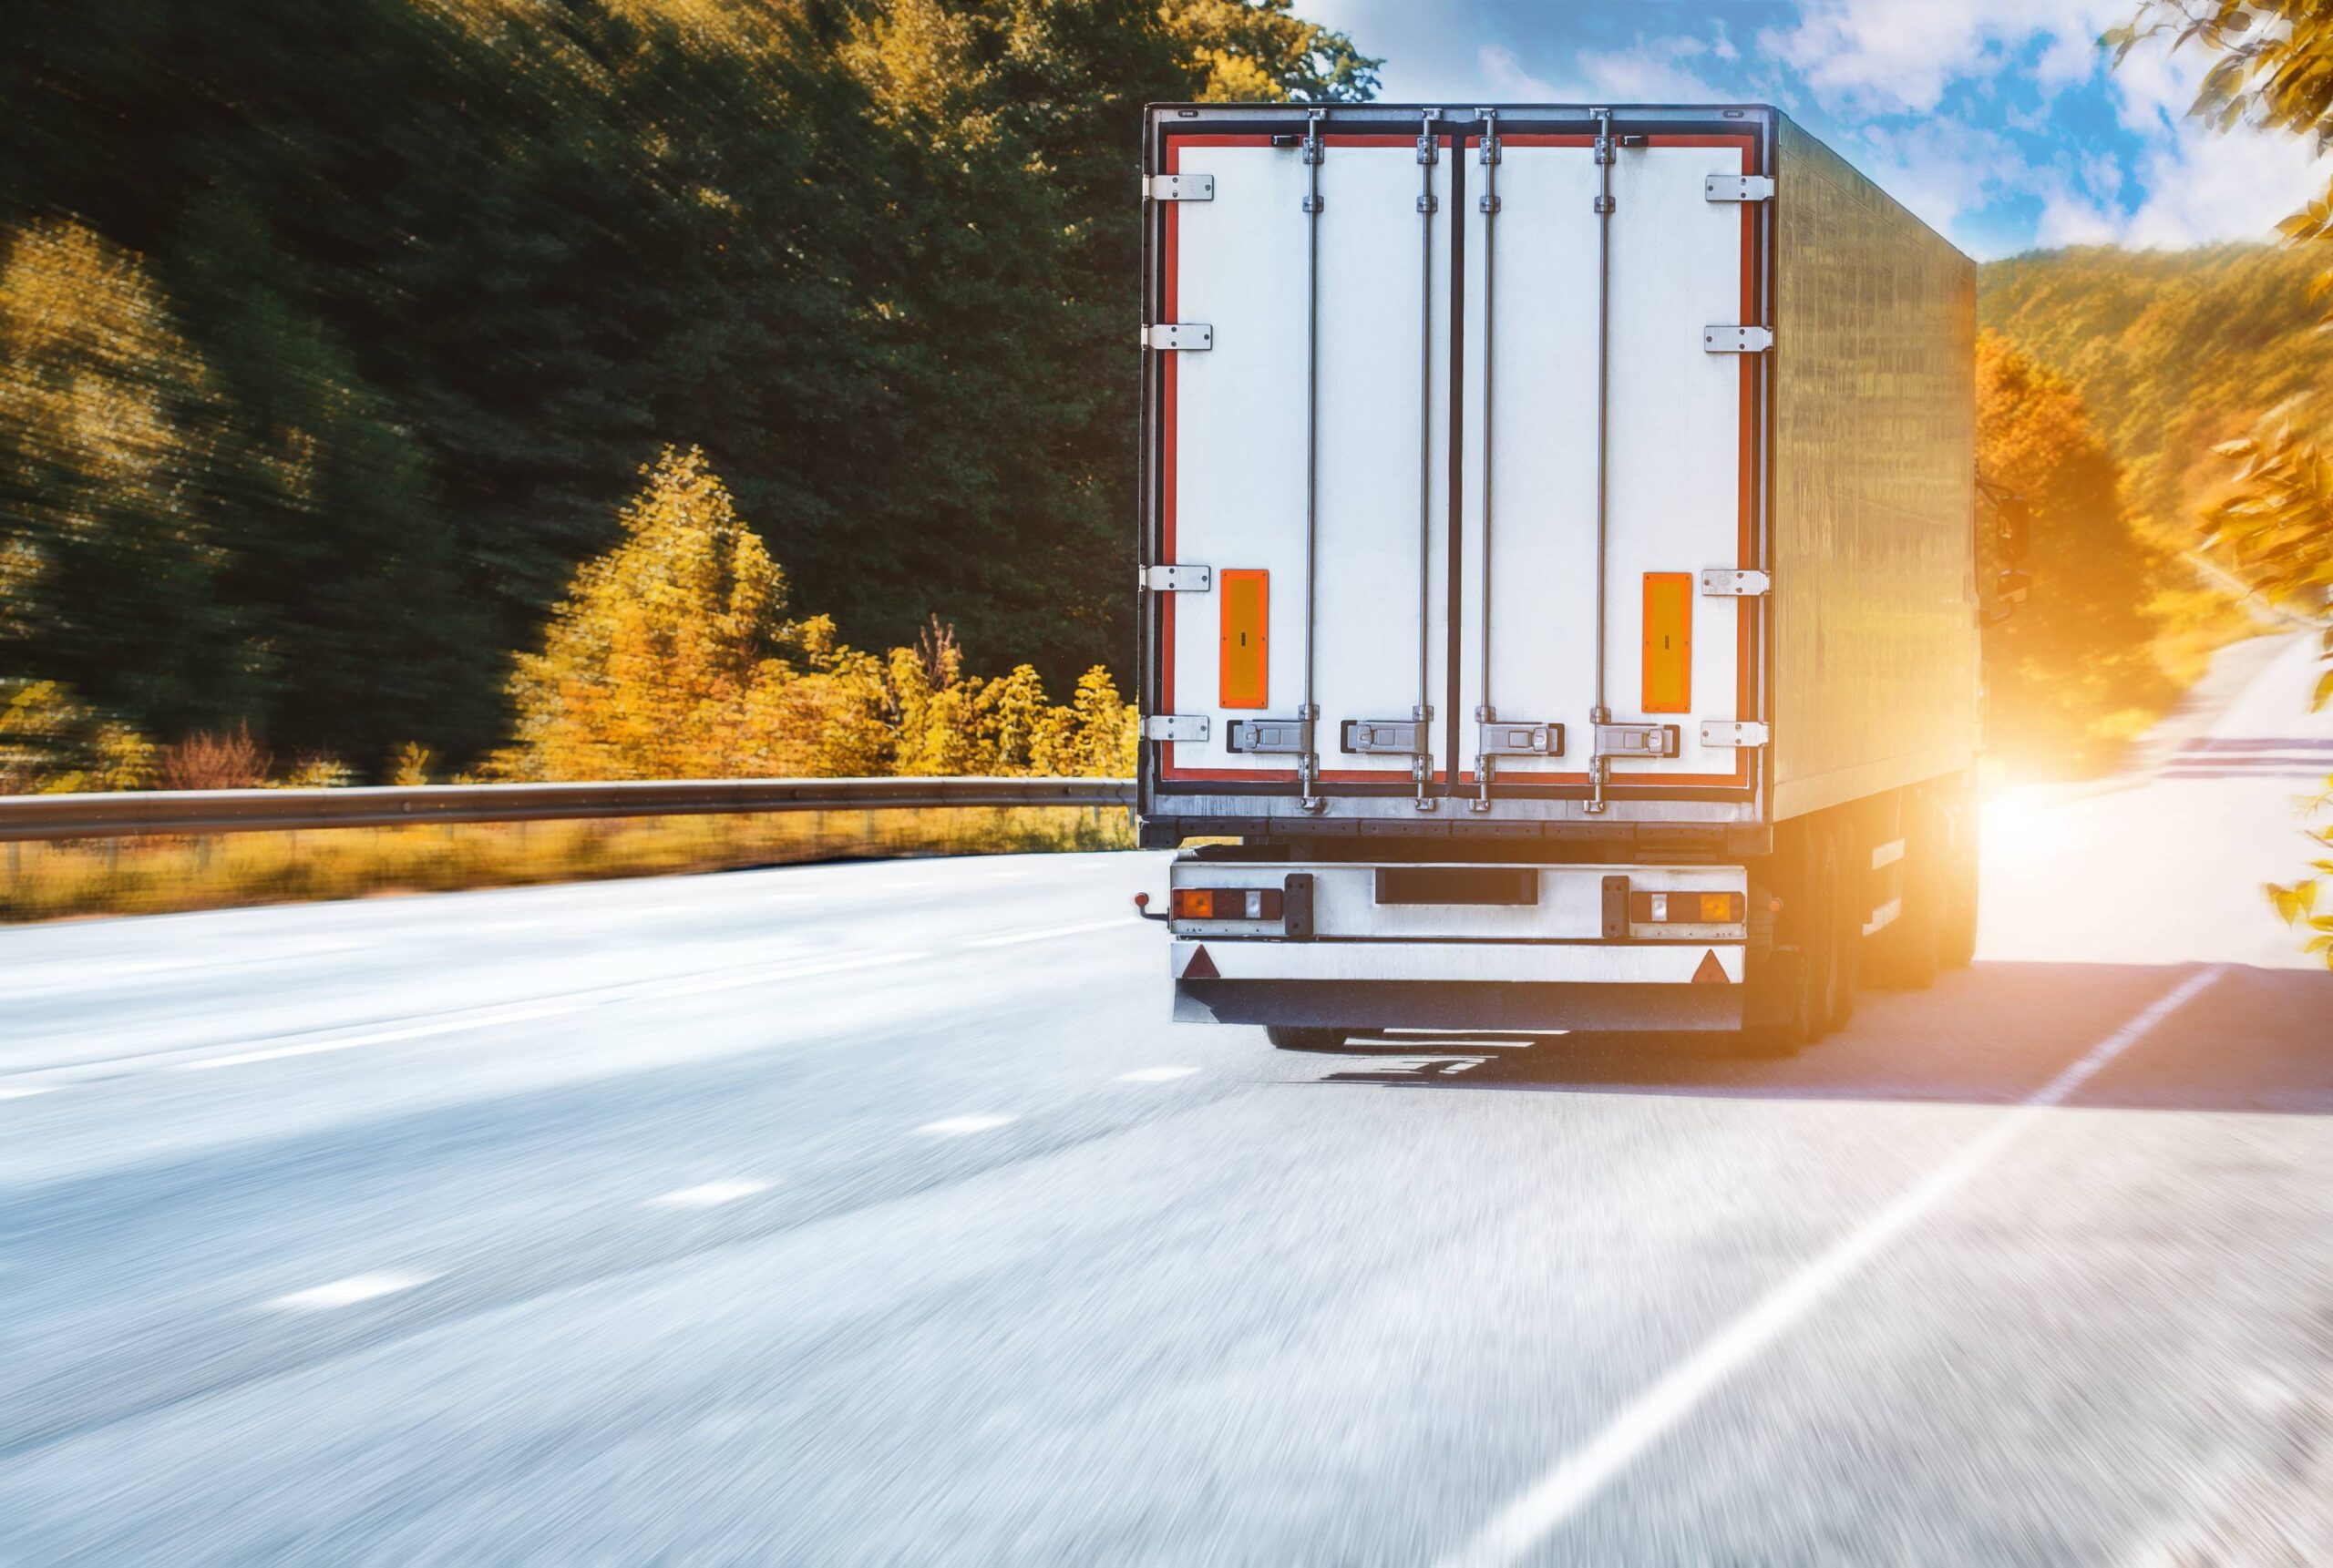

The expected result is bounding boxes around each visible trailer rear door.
[1147,111,1763,807]
[1152,123,1454,794]
[1454,127,1758,796]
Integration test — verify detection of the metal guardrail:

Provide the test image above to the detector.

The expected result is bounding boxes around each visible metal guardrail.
[0,777,1136,843]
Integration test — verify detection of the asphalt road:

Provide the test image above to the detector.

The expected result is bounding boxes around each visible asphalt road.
[3,635,2329,1567]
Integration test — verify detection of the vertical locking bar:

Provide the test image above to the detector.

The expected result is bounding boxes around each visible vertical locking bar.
[1472,108,1500,812]
[1588,107,1618,815]
[1299,108,1326,814]
[1413,108,1440,811]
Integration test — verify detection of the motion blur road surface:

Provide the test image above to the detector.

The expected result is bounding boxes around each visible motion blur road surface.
[4,635,2330,1567]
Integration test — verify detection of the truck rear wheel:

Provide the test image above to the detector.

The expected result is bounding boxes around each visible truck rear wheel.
[1937,774,1979,969]
[1875,790,1941,989]
[1739,820,1841,1057]
[1819,821,1859,1033]
[1266,1026,1347,1051]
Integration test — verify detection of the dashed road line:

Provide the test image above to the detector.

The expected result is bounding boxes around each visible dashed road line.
[264,1271,435,1312]
[917,1114,1017,1136]
[649,1179,774,1209]
[1117,1067,1201,1083]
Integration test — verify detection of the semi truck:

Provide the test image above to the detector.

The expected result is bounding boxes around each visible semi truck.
[1132,101,1989,1054]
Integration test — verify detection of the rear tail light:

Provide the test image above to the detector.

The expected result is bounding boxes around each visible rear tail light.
[1630,890,1743,925]
[1171,886,1284,921]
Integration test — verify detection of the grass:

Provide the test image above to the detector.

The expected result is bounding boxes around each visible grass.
[0,805,1136,924]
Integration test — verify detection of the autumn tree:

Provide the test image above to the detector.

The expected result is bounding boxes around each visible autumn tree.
[1976,332,2176,771]
[0,220,237,729]
[503,446,1136,783]
[2112,1,2333,957]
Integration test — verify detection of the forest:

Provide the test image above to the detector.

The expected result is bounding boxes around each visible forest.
[0,0,1373,782]
[1,0,2322,792]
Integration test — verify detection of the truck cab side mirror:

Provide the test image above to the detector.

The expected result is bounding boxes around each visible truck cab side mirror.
[1996,568,2030,605]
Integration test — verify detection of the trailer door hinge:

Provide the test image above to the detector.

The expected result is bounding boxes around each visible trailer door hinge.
[1143,173,1214,202]
[1700,568,1771,597]
[1699,720,1770,748]
[1139,563,1212,592]
[1705,173,1774,203]
[1144,714,1210,743]
[1143,323,1213,352]
[1703,324,1773,354]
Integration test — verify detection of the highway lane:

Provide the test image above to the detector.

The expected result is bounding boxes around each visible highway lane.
[1,635,2328,1565]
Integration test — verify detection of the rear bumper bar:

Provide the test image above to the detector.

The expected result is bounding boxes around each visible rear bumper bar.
[1169,938,1745,1032]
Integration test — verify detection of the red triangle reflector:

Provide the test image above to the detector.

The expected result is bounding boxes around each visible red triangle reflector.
[1692,949,1728,985]
[1182,944,1220,980]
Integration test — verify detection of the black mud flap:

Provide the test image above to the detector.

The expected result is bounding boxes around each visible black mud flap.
[1742,946,1808,1031]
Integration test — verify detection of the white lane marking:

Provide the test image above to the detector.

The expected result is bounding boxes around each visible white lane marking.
[265,1271,435,1311]
[966,917,1128,948]
[1434,963,2228,1568]
[1117,1067,1201,1083]
[0,1086,55,1102]
[649,1178,774,1209]
[917,1113,1017,1136]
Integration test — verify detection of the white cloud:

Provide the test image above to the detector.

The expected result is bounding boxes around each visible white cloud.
[1759,0,2123,116]
[1476,43,1557,101]
[1577,39,1726,102]
[2122,128,2330,248]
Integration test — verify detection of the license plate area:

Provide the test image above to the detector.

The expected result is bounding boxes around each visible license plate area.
[1373,866,1538,907]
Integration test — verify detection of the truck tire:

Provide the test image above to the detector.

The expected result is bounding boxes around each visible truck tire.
[1266,1026,1346,1051]
[1820,821,1859,1034]
[1738,822,1838,1056]
[1875,790,1941,989]
[1937,774,1979,969]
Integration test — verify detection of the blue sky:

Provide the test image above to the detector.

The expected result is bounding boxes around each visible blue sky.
[1302,0,2328,260]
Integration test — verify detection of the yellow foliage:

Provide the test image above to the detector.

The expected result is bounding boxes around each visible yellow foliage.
[0,680,157,794]
[504,446,1134,783]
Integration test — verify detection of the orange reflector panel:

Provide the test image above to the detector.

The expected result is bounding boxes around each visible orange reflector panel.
[1629,890,1744,925]
[1641,572,1691,714]
[1219,569,1268,710]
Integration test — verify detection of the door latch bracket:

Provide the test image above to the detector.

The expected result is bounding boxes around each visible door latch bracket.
[1594,723,1681,759]
[1703,324,1773,354]
[1138,563,1212,592]
[1143,323,1213,352]
[1226,718,1312,755]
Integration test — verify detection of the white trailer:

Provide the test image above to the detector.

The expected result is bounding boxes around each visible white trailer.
[1134,103,1984,1051]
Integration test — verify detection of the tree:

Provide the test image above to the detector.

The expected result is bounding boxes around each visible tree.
[1975,332,2175,771]
[2112,2,2333,959]
[2110,3,2333,313]
[0,220,239,729]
